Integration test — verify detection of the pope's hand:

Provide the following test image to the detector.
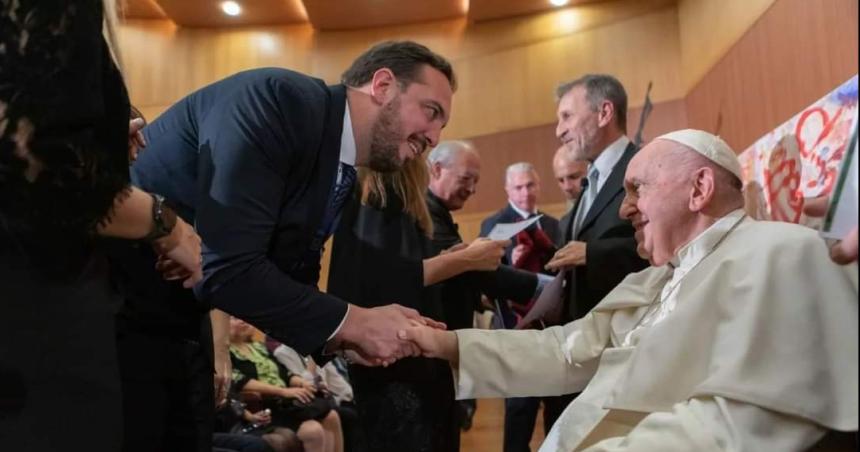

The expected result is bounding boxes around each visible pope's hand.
[545,240,587,270]
[330,304,447,367]
[398,322,459,365]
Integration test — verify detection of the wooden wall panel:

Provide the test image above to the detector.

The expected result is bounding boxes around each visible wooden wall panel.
[677,0,776,92]
[684,0,859,152]
[117,0,682,139]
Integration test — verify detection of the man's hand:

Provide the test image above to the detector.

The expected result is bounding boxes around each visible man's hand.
[803,196,858,265]
[331,304,447,367]
[461,238,510,271]
[128,117,146,162]
[546,240,587,270]
[440,242,468,255]
[398,322,459,366]
[152,218,203,288]
[511,244,527,267]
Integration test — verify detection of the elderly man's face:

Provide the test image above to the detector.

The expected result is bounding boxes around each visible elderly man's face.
[620,140,691,266]
[555,85,601,162]
[506,170,540,213]
[369,65,453,172]
[553,154,588,201]
[430,152,481,211]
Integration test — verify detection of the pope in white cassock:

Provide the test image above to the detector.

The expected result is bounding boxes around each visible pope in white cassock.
[404,129,858,451]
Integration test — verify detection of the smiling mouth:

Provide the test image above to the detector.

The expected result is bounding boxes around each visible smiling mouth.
[408,138,427,157]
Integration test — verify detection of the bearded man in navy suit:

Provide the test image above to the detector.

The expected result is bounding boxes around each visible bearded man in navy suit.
[111,41,454,450]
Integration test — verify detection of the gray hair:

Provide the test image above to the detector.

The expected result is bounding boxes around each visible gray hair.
[427,140,477,167]
[555,74,628,133]
[505,162,537,185]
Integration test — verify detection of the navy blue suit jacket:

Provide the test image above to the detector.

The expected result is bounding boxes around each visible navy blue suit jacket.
[132,68,349,354]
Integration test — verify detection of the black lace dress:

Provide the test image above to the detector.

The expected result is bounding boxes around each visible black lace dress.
[0,1,131,449]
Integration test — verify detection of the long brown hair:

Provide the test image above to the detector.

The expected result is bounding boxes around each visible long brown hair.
[359,156,433,237]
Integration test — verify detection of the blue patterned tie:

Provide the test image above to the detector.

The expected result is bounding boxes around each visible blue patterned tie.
[321,163,357,240]
[294,163,357,272]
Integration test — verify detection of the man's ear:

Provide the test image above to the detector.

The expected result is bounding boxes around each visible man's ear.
[369,68,397,105]
[430,162,443,179]
[597,100,615,128]
[689,167,716,212]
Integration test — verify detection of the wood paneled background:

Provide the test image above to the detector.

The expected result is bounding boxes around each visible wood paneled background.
[118,0,858,247]
[684,0,859,152]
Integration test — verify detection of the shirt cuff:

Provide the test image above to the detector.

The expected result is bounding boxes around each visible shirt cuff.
[533,273,554,298]
[323,304,351,355]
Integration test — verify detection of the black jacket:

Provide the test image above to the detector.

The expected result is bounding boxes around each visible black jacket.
[558,142,649,320]
[426,191,538,330]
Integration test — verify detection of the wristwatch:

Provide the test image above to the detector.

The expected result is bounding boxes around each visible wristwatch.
[144,193,177,241]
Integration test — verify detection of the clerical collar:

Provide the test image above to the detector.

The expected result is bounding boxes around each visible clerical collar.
[670,209,747,271]
[339,99,356,166]
[508,201,537,220]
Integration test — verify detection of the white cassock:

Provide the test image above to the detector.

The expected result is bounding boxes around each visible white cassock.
[453,210,858,451]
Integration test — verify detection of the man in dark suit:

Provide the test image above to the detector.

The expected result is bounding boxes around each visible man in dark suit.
[426,141,547,434]
[538,74,649,452]
[479,162,562,452]
[546,74,650,320]
[552,144,589,216]
[480,162,561,262]
[113,41,453,451]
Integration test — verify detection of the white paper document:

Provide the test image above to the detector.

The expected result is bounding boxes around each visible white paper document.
[486,215,543,241]
[822,114,858,240]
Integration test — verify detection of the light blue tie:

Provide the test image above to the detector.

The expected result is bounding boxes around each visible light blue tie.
[571,166,599,239]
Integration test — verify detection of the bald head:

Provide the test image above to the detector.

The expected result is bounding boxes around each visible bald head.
[428,140,481,211]
[620,134,744,266]
[553,145,589,202]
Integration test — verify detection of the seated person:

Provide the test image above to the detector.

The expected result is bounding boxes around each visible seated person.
[404,130,858,451]
[229,317,344,452]
[269,339,366,452]
[213,388,301,452]
[270,340,355,407]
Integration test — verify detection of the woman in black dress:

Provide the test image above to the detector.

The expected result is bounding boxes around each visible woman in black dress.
[0,1,200,449]
[328,156,505,452]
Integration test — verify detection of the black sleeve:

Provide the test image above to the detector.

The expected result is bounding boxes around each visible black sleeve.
[230,354,253,391]
[584,223,649,305]
[470,265,537,305]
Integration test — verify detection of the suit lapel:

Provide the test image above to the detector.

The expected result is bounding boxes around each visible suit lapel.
[564,198,583,242]
[501,204,524,223]
[578,143,637,238]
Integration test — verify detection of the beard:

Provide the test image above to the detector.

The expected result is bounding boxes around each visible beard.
[368,95,405,173]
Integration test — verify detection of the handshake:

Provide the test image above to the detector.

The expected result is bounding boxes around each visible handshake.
[330,303,460,368]
[327,238,511,367]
